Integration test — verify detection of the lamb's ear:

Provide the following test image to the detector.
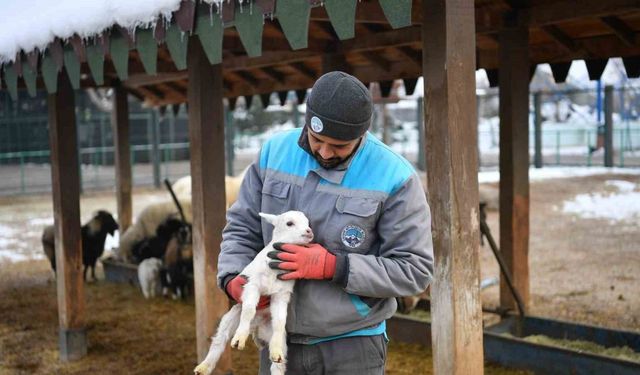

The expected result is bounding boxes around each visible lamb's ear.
[258,212,277,225]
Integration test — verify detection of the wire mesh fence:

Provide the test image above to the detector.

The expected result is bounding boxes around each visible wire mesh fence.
[1,86,640,196]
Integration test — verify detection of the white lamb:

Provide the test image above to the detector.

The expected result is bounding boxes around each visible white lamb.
[138,257,163,299]
[193,211,313,375]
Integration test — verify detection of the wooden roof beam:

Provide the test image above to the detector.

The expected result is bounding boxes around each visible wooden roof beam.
[600,16,638,46]
[476,0,640,34]
[290,62,317,80]
[396,46,422,66]
[233,70,259,86]
[361,51,392,72]
[540,25,586,55]
[260,67,285,83]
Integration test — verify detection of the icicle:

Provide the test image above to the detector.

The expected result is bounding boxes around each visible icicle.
[249,0,253,15]
[209,3,214,26]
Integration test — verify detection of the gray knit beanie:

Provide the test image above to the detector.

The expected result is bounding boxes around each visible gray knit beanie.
[305,71,373,141]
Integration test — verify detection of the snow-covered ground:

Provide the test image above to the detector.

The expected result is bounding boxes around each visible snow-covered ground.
[478,166,640,183]
[562,180,640,223]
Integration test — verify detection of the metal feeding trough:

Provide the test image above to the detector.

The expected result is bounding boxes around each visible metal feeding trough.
[102,257,140,286]
[485,315,640,375]
[387,313,640,375]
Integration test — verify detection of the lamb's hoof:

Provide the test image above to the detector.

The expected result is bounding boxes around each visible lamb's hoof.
[230,334,247,350]
[193,363,210,375]
[270,347,284,363]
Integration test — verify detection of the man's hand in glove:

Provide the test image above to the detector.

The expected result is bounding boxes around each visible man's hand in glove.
[225,275,270,309]
[267,242,337,281]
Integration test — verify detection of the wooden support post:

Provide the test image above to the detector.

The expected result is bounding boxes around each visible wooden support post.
[534,92,543,168]
[225,107,235,176]
[47,68,86,361]
[111,85,133,233]
[604,85,614,167]
[422,1,484,374]
[417,97,425,171]
[499,11,530,313]
[187,35,231,371]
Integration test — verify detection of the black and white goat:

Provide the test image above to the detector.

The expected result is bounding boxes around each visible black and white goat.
[41,210,119,281]
[160,223,193,299]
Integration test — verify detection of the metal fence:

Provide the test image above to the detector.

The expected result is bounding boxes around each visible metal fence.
[2,86,640,196]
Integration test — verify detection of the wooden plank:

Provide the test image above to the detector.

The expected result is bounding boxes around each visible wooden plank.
[47,68,86,361]
[498,11,530,313]
[187,34,231,370]
[111,85,132,233]
[600,16,637,47]
[422,0,484,374]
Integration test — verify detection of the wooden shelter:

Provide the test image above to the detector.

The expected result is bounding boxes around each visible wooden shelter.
[1,0,639,373]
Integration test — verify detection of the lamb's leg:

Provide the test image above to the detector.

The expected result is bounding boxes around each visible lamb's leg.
[83,266,88,282]
[91,264,97,281]
[268,291,291,364]
[194,304,242,375]
[230,283,260,350]
[270,342,287,375]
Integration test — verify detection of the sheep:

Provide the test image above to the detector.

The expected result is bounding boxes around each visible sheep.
[130,217,187,264]
[116,199,192,262]
[171,166,248,209]
[160,223,193,300]
[41,210,119,281]
[194,211,313,375]
[138,257,163,299]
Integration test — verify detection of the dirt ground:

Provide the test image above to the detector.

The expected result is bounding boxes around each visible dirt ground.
[1,173,639,374]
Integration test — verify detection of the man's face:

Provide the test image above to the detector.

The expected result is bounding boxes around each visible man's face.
[307,129,361,169]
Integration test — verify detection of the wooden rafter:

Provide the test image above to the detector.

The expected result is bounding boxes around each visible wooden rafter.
[396,46,422,66]
[261,66,285,83]
[540,25,584,54]
[600,16,637,46]
[289,62,317,80]
[233,70,259,86]
[361,51,392,72]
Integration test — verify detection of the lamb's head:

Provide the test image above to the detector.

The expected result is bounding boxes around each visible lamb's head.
[259,211,313,245]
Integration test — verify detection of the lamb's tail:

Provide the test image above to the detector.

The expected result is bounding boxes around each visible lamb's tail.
[194,304,242,375]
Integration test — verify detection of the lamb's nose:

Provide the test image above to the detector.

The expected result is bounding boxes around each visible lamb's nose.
[306,228,313,236]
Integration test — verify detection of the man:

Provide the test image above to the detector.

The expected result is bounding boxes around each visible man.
[218,71,433,374]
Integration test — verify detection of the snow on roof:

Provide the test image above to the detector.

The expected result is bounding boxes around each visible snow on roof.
[0,0,190,63]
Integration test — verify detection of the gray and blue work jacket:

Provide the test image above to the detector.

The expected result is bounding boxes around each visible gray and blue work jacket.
[218,127,434,344]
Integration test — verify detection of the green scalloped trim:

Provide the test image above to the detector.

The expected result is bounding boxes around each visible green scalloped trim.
[196,12,223,65]
[324,0,356,40]
[3,64,18,100]
[41,52,58,93]
[235,2,264,57]
[166,23,188,70]
[22,62,37,97]
[276,0,310,49]
[86,43,105,85]
[379,0,412,29]
[136,28,158,74]
[63,46,81,89]
[110,33,130,80]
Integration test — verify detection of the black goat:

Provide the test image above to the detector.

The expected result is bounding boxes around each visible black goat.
[131,216,186,264]
[41,210,119,281]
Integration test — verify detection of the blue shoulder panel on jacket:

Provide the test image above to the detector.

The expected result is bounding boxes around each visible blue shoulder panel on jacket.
[259,128,317,175]
[340,134,415,195]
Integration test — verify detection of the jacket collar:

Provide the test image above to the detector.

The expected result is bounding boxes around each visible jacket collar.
[297,126,367,185]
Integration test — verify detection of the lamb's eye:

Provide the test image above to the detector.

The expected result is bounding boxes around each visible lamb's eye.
[286,221,294,227]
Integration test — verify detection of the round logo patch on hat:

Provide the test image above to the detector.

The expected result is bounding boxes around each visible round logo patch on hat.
[341,225,366,248]
[310,116,324,133]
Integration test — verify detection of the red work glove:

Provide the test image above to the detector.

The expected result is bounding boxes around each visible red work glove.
[225,275,270,309]
[267,243,337,281]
